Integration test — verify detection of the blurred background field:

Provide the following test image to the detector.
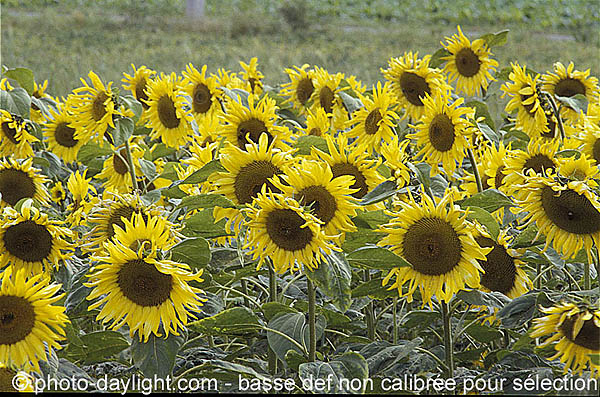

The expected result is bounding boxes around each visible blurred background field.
[1,0,598,96]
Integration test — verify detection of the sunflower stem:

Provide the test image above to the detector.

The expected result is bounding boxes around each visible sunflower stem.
[583,262,590,290]
[543,92,566,141]
[268,261,278,374]
[123,138,139,192]
[441,301,454,378]
[307,277,317,362]
[363,270,376,340]
[393,297,398,345]
[240,279,251,308]
[467,147,483,193]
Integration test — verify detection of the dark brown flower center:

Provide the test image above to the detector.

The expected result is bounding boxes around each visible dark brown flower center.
[297,185,337,225]
[308,128,322,136]
[331,162,368,199]
[107,205,139,239]
[455,47,481,78]
[554,78,586,98]
[192,83,212,114]
[112,148,130,175]
[319,86,335,114]
[266,208,313,251]
[540,186,600,235]
[118,259,173,307]
[135,78,150,109]
[559,315,600,351]
[592,137,600,163]
[3,220,53,263]
[399,72,431,106]
[1,122,19,145]
[297,78,315,105]
[234,160,282,204]
[495,165,506,189]
[236,118,273,149]
[0,366,18,392]
[429,114,455,152]
[365,109,383,135]
[523,154,556,175]
[0,295,36,345]
[475,236,517,294]
[402,217,462,275]
[54,122,79,148]
[157,95,181,129]
[0,169,37,206]
[92,92,109,122]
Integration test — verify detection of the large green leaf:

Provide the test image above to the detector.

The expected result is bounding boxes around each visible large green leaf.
[77,141,113,165]
[177,194,236,212]
[267,312,326,361]
[464,206,500,239]
[131,333,185,377]
[351,277,397,300]
[466,100,496,131]
[293,135,329,156]
[4,67,35,94]
[497,291,539,329]
[429,47,451,68]
[341,228,385,253]
[346,246,411,270]
[112,117,134,147]
[465,323,503,343]
[459,189,514,213]
[180,159,226,184]
[479,29,509,48]
[305,251,352,312]
[298,352,369,393]
[456,290,511,309]
[182,209,232,239]
[189,307,261,335]
[79,330,129,364]
[555,94,588,114]
[170,237,211,269]
[261,302,299,322]
[359,180,397,206]
[0,87,31,118]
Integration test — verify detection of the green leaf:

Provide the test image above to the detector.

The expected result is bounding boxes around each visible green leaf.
[589,353,600,366]
[139,158,157,181]
[511,224,544,249]
[285,350,307,372]
[131,333,185,378]
[177,194,236,212]
[222,87,250,107]
[293,135,329,156]
[341,228,385,253]
[479,29,509,48]
[465,323,503,343]
[497,291,538,329]
[464,206,500,239]
[402,310,438,328]
[182,209,232,239]
[120,94,143,123]
[161,183,187,198]
[476,121,501,145]
[112,117,134,147]
[456,289,511,309]
[429,47,451,68]
[261,302,299,322]
[555,94,588,114]
[77,141,113,165]
[305,251,352,312]
[170,237,211,268]
[361,338,422,375]
[339,91,364,114]
[346,246,411,270]
[459,189,514,213]
[267,312,326,361]
[351,277,397,300]
[79,330,129,364]
[298,352,369,394]
[0,87,31,118]
[360,180,397,206]
[407,162,431,189]
[189,307,261,335]
[180,159,225,184]
[466,100,496,131]
[350,210,390,229]
[4,67,35,95]
[146,143,177,161]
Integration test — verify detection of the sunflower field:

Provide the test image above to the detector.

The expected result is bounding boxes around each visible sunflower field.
[0,7,599,394]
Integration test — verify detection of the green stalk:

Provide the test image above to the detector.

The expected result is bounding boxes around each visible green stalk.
[441,301,454,378]
[543,92,566,141]
[393,297,398,345]
[123,138,139,192]
[268,261,278,374]
[583,262,590,290]
[363,270,376,340]
[307,278,317,362]
[467,147,483,193]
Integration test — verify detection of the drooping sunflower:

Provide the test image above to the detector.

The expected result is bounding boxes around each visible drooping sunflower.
[0,109,38,159]
[441,25,499,96]
[530,303,600,376]
[143,72,194,149]
[122,64,156,111]
[310,66,349,130]
[382,51,451,120]
[43,104,86,163]
[0,268,69,372]
[0,203,73,276]
[501,63,549,138]
[65,169,97,227]
[345,81,399,152]
[503,138,560,196]
[302,108,332,137]
[280,64,315,115]
[518,170,600,261]
[271,160,359,241]
[220,93,291,151]
[379,137,412,189]
[50,183,66,204]
[462,141,511,194]
[239,57,264,95]
[213,68,248,91]
[243,189,338,274]
[377,191,490,305]
[311,135,385,201]
[94,143,144,193]
[0,157,49,209]
[86,231,204,342]
[542,62,599,124]
[68,71,130,143]
[581,122,600,165]
[182,63,222,123]
[178,141,219,196]
[29,79,51,124]
[408,92,476,176]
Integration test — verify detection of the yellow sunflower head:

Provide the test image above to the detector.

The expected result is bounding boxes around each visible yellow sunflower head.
[503,138,560,196]
[240,57,264,95]
[0,157,49,209]
[379,137,412,189]
[29,79,50,124]
[302,107,332,137]
[0,109,38,159]
[408,92,476,176]
[43,103,87,163]
[243,188,339,274]
[580,121,600,165]
[530,302,600,376]
[310,66,349,130]
[441,26,499,96]
[382,51,451,120]
[142,72,195,149]
[377,191,490,306]
[345,81,399,152]
[122,64,156,111]
[182,63,222,123]
[94,143,144,193]
[280,64,316,115]
[0,268,69,372]
[50,182,66,204]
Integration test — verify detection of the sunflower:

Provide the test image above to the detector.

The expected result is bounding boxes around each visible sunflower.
[0,157,49,209]
[441,26,499,96]
[0,268,69,372]
[382,51,451,121]
[179,141,218,195]
[43,104,86,163]
[542,62,599,124]
[68,71,130,143]
[518,171,600,262]
[94,143,144,193]
[302,108,332,137]
[377,191,490,305]
[530,303,600,376]
[0,110,38,159]
[310,135,385,201]
[122,64,156,111]
[408,92,475,176]
[0,202,73,275]
[65,169,97,227]
[501,63,550,138]
[50,183,66,204]
[346,75,367,95]
[462,141,511,194]
[182,63,222,123]
[243,189,338,274]
[30,80,51,124]
[503,138,560,196]
[86,231,204,342]
[213,68,248,91]
[271,160,359,241]
[220,93,291,151]
[280,64,315,115]
[142,72,194,149]
[581,122,600,165]
[310,66,349,130]
[345,81,399,152]
[239,57,264,95]
[379,137,412,189]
